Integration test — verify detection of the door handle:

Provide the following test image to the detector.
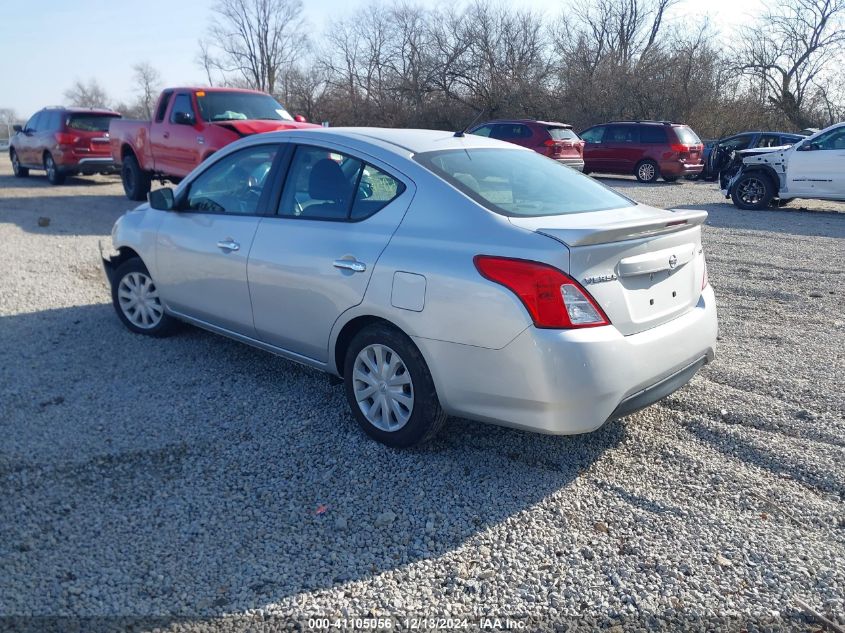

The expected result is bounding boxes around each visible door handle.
[216,240,240,252]
[163,132,170,139]
[333,259,366,272]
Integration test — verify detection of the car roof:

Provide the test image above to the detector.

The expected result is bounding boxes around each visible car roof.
[38,107,120,116]
[163,87,269,96]
[474,119,573,128]
[248,127,528,157]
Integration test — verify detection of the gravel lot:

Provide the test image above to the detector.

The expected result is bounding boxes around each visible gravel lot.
[1,162,843,632]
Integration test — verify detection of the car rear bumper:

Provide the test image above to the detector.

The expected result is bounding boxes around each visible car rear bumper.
[55,152,117,174]
[660,161,704,177]
[415,285,717,434]
[555,158,585,171]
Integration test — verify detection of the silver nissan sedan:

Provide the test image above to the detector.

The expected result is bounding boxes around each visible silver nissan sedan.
[102,128,717,447]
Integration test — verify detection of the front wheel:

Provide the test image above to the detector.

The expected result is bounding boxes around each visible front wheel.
[731,173,774,210]
[110,257,177,337]
[121,154,152,201]
[635,160,659,183]
[45,153,65,185]
[10,149,29,177]
[343,324,447,448]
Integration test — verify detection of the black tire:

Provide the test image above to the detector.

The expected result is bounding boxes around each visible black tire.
[343,323,447,448]
[663,175,679,183]
[121,154,152,201]
[44,153,65,185]
[110,257,178,337]
[10,149,29,177]
[731,173,774,210]
[635,160,660,183]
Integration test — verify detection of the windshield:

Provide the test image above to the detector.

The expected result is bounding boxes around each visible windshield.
[196,92,294,122]
[415,148,634,217]
[66,114,119,132]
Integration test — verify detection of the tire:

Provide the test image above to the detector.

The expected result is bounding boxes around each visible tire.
[110,257,177,337]
[44,153,65,185]
[635,160,659,183]
[343,323,447,448]
[121,154,152,201]
[10,149,29,177]
[663,175,679,182]
[731,173,774,210]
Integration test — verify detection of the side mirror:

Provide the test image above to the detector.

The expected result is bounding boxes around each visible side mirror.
[148,187,175,211]
[12,124,22,133]
[173,111,195,126]
[294,114,307,123]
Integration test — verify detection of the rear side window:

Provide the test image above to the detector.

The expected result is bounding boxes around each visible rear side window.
[547,127,578,141]
[491,124,532,140]
[155,92,173,122]
[470,125,494,137]
[580,126,605,143]
[640,126,668,144]
[66,114,119,132]
[605,125,639,143]
[279,145,404,221]
[674,126,702,145]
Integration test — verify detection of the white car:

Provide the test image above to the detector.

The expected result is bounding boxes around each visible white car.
[721,122,845,209]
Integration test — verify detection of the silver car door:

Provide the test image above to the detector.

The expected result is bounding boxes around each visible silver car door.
[154,143,282,335]
[248,144,413,362]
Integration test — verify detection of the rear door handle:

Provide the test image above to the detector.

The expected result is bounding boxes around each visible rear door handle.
[163,132,170,139]
[216,240,240,252]
[333,259,366,273]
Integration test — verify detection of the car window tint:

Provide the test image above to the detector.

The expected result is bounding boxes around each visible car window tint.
[170,94,194,123]
[156,92,173,122]
[722,135,752,151]
[350,164,406,220]
[186,144,278,214]
[547,127,578,140]
[278,145,363,220]
[415,148,634,217]
[29,112,44,132]
[67,114,119,132]
[758,134,781,147]
[491,124,532,140]
[606,125,638,143]
[781,135,801,145]
[811,128,845,150]
[640,126,667,143]
[471,125,494,137]
[580,126,605,143]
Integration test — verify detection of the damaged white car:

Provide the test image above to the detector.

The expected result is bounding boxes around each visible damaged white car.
[720,122,845,210]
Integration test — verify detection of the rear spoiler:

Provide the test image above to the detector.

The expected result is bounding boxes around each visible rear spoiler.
[535,209,708,247]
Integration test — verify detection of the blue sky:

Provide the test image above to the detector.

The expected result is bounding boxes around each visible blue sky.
[0,0,762,117]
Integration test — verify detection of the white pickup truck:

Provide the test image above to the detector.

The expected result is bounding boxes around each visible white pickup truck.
[720,122,845,209]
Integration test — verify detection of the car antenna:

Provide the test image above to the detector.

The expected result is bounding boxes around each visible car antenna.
[454,107,487,138]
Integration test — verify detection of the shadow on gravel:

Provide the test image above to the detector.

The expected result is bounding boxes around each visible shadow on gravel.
[671,203,845,240]
[0,194,129,235]
[0,304,623,621]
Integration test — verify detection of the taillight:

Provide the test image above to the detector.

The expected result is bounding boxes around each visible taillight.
[54,132,78,146]
[543,139,556,147]
[670,143,690,153]
[473,256,610,329]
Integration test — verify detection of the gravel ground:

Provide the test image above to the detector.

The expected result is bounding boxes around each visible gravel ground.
[1,163,843,632]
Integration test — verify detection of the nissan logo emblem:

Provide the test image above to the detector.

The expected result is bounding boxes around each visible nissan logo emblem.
[668,254,678,269]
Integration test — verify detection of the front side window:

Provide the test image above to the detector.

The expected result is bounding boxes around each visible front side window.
[580,126,605,143]
[721,135,752,151]
[185,144,279,214]
[758,134,781,148]
[415,148,634,217]
[170,94,195,124]
[808,127,845,150]
[26,112,43,132]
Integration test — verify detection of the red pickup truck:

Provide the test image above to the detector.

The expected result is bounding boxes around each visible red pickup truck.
[109,87,317,200]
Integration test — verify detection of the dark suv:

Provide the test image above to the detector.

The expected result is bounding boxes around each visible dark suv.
[9,107,121,184]
[579,121,704,182]
[469,119,585,170]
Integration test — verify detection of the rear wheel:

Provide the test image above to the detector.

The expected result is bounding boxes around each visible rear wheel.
[343,324,447,448]
[731,173,774,210]
[45,153,65,185]
[121,154,152,201]
[10,149,29,177]
[110,257,177,337]
[635,160,659,183]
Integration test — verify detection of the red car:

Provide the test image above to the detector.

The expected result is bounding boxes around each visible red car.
[9,107,121,184]
[109,87,318,200]
[580,121,704,182]
[468,119,585,170]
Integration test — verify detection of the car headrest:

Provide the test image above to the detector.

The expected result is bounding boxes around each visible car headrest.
[309,159,348,202]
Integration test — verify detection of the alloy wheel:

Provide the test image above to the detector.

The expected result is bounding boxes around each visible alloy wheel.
[638,163,656,181]
[738,177,765,206]
[352,344,414,432]
[11,151,20,173]
[117,271,164,329]
[46,156,56,180]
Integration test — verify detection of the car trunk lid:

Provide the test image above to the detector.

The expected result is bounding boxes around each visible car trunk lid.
[509,205,708,335]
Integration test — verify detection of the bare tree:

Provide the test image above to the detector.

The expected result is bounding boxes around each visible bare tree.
[203,0,309,95]
[734,0,845,128]
[63,79,111,109]
[0,108,19,142]
[132,63,162,119]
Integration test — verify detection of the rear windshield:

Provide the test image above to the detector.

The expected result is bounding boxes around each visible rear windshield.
[196,91,293,122]
[414,148,634,217]
[66,114,119,132]
[674,126,702,145]
[547,127,578,141]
